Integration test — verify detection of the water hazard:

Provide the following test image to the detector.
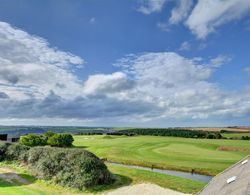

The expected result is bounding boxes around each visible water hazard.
[108,162,213,183]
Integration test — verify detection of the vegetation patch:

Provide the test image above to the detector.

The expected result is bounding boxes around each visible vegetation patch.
[108,164,206,194]
[19,131,74,147]
[217,146,250,152]
[110,128,223,139]
[0,142,114,190]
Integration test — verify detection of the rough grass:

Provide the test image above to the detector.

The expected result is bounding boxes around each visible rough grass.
[0,162,129,195]
[108,164,206,194]
[0,161,203,194]
[73,135,250,175]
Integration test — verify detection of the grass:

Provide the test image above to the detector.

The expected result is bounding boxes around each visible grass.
[0,162,82,195]
[0,161,124,195]
[73,135,250,176]
[0,161,205,194]
[108,164,206,194]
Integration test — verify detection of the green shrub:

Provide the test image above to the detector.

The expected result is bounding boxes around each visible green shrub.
[0,142,10,161]
[1,141,113,189]
[47,134,74,147]
[19,134,47,147]
[5,144,30,161]
[242,136,250,140]
[27,147,113,189]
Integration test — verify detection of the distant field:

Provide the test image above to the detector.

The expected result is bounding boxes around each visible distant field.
[187,127,250,132]
[73,135,250,176]
[222,133,250,138]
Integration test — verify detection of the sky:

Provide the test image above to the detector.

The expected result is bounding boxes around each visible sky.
[0,0,250,127]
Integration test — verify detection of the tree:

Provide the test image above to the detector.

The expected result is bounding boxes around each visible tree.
[19,134,47,146]
[47,134,74,147]
[44,131,56,138]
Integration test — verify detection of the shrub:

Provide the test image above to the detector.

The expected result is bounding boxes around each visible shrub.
[27,147,113,189]
[5,143,30,161]
[47,134,74,147]
[0,142,10,161]
[19,134,47,147]
[20,132,74,147]
[1,142,113,189]
[242,136,250,140]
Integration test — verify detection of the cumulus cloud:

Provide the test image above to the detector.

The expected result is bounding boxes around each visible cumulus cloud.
[1,21,250,125]
[139,0,250,39]
[83,72,134,95]
[186,0,250,39]
[137,0,167,14]
[114,52,250,120]
[0,21,84,100]
[169,0,193,24]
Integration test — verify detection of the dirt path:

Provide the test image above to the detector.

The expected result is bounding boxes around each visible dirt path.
[106,183,187,195]
[0,167,30,184]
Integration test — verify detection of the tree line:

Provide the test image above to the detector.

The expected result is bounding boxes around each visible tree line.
[108,128,223,139]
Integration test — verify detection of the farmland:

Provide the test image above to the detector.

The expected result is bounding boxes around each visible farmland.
[73,135,250,176]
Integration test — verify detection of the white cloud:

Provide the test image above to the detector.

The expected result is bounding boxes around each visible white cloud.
[186,0,250,39]
[179,41,191,51]
[114,52,250,120]
[137,0,167,14]
[0,21,84,100]
[1,21,250,125]
[83,72,134,95]
[169,0,193,24]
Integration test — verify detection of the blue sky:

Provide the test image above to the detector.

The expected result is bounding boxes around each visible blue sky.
[0,0,250,127]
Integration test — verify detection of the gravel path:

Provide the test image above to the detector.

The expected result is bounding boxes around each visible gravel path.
[106,183,187,195]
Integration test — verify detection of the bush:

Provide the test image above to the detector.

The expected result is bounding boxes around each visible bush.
[242,136,250,140]
[5,144,30,161]
[19,134,47,147]
[27,147,113,189]
[0,142,10,161]
[47,134,74,147]
[0,142,113,189]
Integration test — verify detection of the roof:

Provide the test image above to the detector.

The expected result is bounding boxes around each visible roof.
[199,155,250,195]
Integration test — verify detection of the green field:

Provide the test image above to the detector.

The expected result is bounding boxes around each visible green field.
[73,135,250,175]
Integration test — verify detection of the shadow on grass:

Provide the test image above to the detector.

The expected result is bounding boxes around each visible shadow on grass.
[0,172,36,187]
[73,145,88,149]
[86,174,132,193]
